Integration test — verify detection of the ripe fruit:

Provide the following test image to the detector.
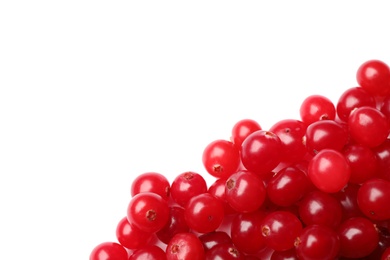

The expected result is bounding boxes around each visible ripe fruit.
[308,149,351,193]
[241,130,282,175]
[127,192,169,233]
[90,59,390,260]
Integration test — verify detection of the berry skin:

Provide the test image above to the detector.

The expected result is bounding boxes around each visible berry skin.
[269,119,307,164]
[241,130,282,175]
[336,86,376,122]
[266,166,311,207]
[130,172,170,200]
[127,192,169,233]
[298,190,343,229]
[170,171,207,207]
[231,118,262,149]
[202,139,241,179]
[225,170,266,213]
[305,119,349,154]
[261,210,303,251]
[204,243,245,260]
[308,149,351,193]
[166,232,205,260]
[356,59,390,96]
[90,242,128,260]
[295,224,340,260]
[156,206,190,244]
[184,193,224,234]
[338,217,379,258]
[357,178,390,221]
[198,231,232,251]
[128,245,167,260]
[299,94,336,125]
[230,210,267,254]
[348,106,390,148]
[116,216,153,250]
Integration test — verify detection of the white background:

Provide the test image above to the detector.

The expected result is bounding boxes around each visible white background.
[1,1,390,259]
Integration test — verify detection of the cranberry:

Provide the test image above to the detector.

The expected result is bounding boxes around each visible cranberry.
[166,232,205,260]
[127,192,169,233]
[338,217,379,258]
[130,172,170,200]
[184,193,224,233]
[198,231,232,251]
[356,59,390,96]
[295,224,340,260]
[241,130,282,175]
[170,171,207,207]
[336,86,376,122]
[261,210,303,251]
[266,166,311,207]
[115,216,153,250]
[156,206,189,244]
[308,149,351,193]
[225,170,266,213]
[269,119,307,164]
[298,190,343,229]
[348,106,390,148]
[202,139,241,179]
[90,242,128,260]
[305,119,349,154]
[357,178,390,221]
[205,243,245,260]
[299,94,336,125]
[208,178,237,215]
[231,118,262,149]
[128,245,166,260]
[230,210,267,254]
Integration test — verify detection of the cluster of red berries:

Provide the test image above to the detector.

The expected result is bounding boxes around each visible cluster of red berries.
[90,59,390,260]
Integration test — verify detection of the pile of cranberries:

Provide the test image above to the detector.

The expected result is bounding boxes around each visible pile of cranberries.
[90,59,390,260]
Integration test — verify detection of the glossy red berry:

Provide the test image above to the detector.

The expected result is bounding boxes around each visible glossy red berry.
[184,193,224,233]
[156,206,190,244]
[166,232,205,260]
[298,190,343,229]
[231,118,262,148]
[90,242,128,260]
[261,210,303,251]
[269,119,307,164]
[208,178,237,215]
[266,166,311,207]
[305,119,349,154]
[130,172,170,200]
[170,171,207,207]
[225,170,266,213]
[308,149,351,193]
[342,143,378,184]
[336,86,377,122]
[348,106,390,148]
[202,139,241,179]
[129,245,167,260]
[241,130,282,175]
[230,210,267,254]
[299,94,336,125]
[205,243,245,260]
[127,192,169,233]
[295,224,340,260]
[198,231,232,251]
[357,178,390,221]
[338,217,379,258]
[116,216,153,250]
[356,59,390,96]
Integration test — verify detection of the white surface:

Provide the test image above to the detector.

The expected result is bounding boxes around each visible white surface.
[1,1,390,259]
